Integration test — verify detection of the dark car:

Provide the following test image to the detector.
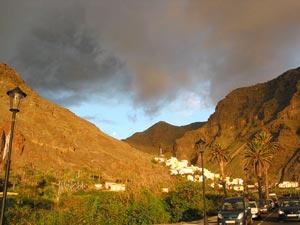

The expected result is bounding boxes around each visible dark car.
[278,198,300,221]
[217,197,253,225]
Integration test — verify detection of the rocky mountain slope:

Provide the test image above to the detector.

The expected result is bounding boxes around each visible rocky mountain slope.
[123,121,204,156]
[126,67,300,184]
[0,64,173,189]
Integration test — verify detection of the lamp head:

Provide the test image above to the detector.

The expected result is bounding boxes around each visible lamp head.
[195,139,206,153]
[195,139,206,145]
[7,87,27,112]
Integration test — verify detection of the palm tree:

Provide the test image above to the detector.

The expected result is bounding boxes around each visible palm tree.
[253,131,279,198]
[209,143,230,197]
[243,131,278,199]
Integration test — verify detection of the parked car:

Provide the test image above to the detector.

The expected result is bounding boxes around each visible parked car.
[257,199,272,213]
[217,197,253,225]
[278,198,300,221]
[249,200,261,219]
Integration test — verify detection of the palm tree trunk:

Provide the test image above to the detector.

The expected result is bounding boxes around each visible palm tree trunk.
[256,165,264,199]
[265,167,269,199]
[222,181,228,197]
[220,161,228,197]
[257,175,263,199]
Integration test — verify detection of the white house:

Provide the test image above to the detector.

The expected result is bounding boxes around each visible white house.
[165,157,179,168]
[278,181,299,188]
[109,183,126,192]
[187,175,194,181]
[170,169,179,175]
[154,157,165,163]
[105,182,126,192]
[94,184,103,189]
[179,167,194,175]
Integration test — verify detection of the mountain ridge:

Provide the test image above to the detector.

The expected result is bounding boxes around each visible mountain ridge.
[2,63,299,187]
[124,121,204,155]
[0,63,173,190]
[125,67,300,183]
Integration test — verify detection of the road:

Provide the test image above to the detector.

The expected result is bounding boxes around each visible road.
[157,210,300,225]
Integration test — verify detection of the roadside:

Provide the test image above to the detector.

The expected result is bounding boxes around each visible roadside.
[156,216,217,225]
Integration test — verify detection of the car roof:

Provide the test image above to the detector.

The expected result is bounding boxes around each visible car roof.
[249,201,257,205]
[224,197,247,202]
[281,198,300,202]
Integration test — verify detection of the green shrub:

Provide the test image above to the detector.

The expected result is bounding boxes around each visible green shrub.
[165,181,203,222]
[125,190,170,224]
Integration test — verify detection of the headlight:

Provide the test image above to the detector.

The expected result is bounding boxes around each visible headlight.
[237,212,244,219]
[217,213,223,219]
[278,210,285,215]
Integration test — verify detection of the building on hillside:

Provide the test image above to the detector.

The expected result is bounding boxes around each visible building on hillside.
[231,185,244,191]
[105,182,126,192]
[153,156,253,192]
[278,181,299,188]
[187,175,194,181]
[161,188,169,193]
[179,167,194,175]
[154,157,165,163]
[94,183,103,189]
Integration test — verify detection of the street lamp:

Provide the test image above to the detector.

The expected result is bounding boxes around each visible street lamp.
[195,139,208,225]
[244,168,248,194]
[0,87,26,225]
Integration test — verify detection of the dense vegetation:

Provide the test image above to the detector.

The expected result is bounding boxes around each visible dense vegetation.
[1,166,299,224]
[0,168,224,225]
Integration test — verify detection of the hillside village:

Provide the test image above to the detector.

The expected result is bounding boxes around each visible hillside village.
[91,155,299,193]
[153,156,299,192]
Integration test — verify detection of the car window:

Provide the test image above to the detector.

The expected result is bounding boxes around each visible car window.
[280,199,300,207]
[235,202,244,209]
[289,200,300,206]
[222,203,234,210]
[281,201,289,207]
[222,201,244,210]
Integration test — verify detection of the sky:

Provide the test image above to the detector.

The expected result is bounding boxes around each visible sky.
[1,0,300,140]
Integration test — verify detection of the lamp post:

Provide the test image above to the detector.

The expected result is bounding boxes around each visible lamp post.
[195,139,208,225]
[0,87,26,225]
[244,168,248,194]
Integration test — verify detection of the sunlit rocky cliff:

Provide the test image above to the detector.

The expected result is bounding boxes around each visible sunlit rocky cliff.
[126,67,300,184]
[0,63,172,189]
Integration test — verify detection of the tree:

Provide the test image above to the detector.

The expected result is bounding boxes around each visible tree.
[243,131,278,199]
[208,143,230,197]
[252,131,279,198]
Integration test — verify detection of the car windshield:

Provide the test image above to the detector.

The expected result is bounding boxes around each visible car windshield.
[280,200,300,207]
[222,201,244,210]
[249,202,257,208]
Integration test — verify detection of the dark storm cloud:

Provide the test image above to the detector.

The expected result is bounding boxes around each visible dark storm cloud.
[1,0,300,114]
[3,0,131,106]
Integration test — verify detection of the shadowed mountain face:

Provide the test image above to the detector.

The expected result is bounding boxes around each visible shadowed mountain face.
[126,67,300,183]
[0,64,172,189]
